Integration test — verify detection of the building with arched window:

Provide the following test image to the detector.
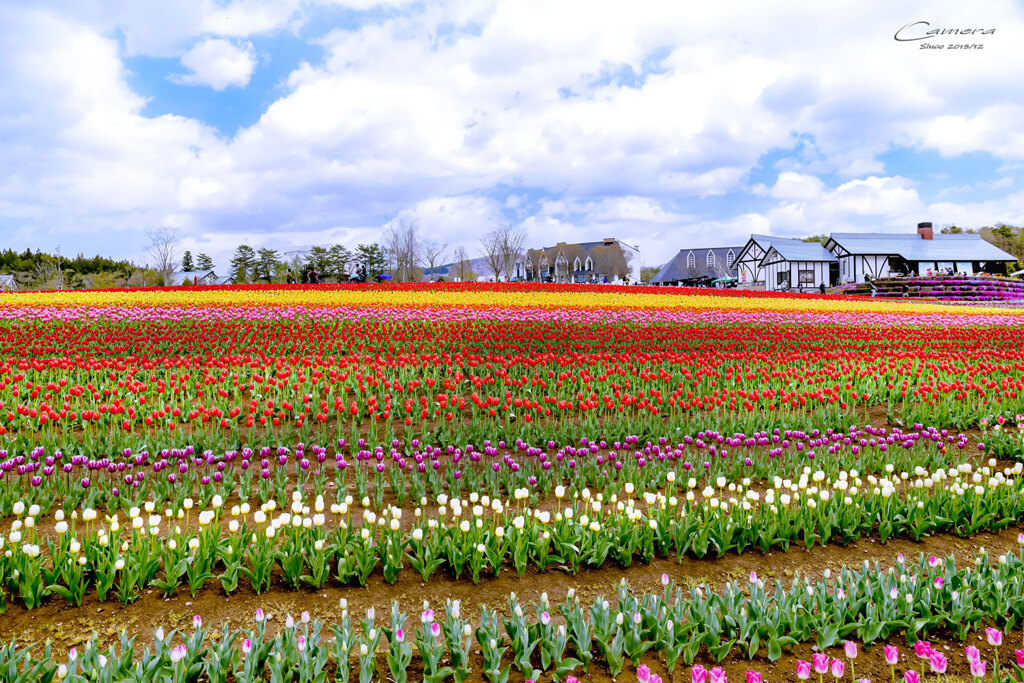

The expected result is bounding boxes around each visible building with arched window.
[651,246,743,286]
[514,237,638,283]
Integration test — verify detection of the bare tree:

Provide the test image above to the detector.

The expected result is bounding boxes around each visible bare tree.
[523,248,546,281]
[422,239,448,282]
[453,246,477,282]
[145,227,181,286]
[480,228,505,281]
[589,244,631,282]
[382,218,422,282]
[498,223,528,281]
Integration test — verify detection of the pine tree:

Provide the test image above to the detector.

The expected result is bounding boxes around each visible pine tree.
[327,244,352,280]
[230,245,257,283]
[255,248,280,282]
[355,243,389,278]
[181,251,195,272]
[304,246,332,276]
[196,253,214,270]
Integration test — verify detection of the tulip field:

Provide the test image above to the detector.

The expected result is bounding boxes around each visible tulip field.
[2,282,1024,683]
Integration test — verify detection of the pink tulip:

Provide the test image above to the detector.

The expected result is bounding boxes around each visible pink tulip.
[928,651,947,674]
[638,665,651,683]
[844,641,858,659]
[965,645,980,662]
[987,628,1003,646]
[913,640,932,659]
[691,665,708,683]
[1016,649,1024,667]
[812,653,830,674]
[904,673,920,683]
[884,645,899,665]
[745,672,761,683]
[650,676,663,683]
[566,678,579,683]
[933,577,943,589]
[969,659,986,678]
[830,659,844,678]
[709,667,727,683]
[795,660,811,680]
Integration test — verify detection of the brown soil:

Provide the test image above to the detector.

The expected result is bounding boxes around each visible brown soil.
[4,516,1024,675]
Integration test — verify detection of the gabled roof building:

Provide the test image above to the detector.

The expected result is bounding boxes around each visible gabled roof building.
[650,246,741,285]
[825,223,1018,282]
[733,235,804,286]
[514,238,637,283]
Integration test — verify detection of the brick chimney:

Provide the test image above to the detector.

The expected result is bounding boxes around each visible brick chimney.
[917,222,933,240]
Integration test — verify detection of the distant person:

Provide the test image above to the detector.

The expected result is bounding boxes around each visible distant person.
[308,268,320,284]
[818,283,826,295]
[902,283,909,298]
[286,272,296,284]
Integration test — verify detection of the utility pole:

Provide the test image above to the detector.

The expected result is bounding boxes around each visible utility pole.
[56,244,63,291]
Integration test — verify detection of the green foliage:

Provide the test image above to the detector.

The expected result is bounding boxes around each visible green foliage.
[355,243,388,278]
[230,246,257,284]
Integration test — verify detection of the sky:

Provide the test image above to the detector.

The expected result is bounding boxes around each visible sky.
[1,1,1023,272]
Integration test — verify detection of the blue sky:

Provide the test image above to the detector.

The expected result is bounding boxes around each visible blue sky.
[1,0,1023,271]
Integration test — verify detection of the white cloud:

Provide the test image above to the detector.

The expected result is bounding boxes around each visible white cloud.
[3,0,1024,264]
[172,38,257,89]
[770,173,827,202]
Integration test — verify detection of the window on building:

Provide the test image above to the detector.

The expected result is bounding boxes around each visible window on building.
[799,269,814,284]
[686,251,695,269]
[777,271,789,285]
[585,257,593,271]
[707,251,716,269]
[573,257,581,272]
[726,250,735,268]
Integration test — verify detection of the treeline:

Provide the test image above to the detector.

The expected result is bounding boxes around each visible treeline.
[223,243,390,284]
[0,248,158,291]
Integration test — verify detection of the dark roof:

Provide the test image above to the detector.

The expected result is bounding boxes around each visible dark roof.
[651,246,742,283]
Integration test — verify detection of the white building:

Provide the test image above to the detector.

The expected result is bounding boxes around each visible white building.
[760,241,837,292]
[825,223,1017,283]
[733,235,805,287]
